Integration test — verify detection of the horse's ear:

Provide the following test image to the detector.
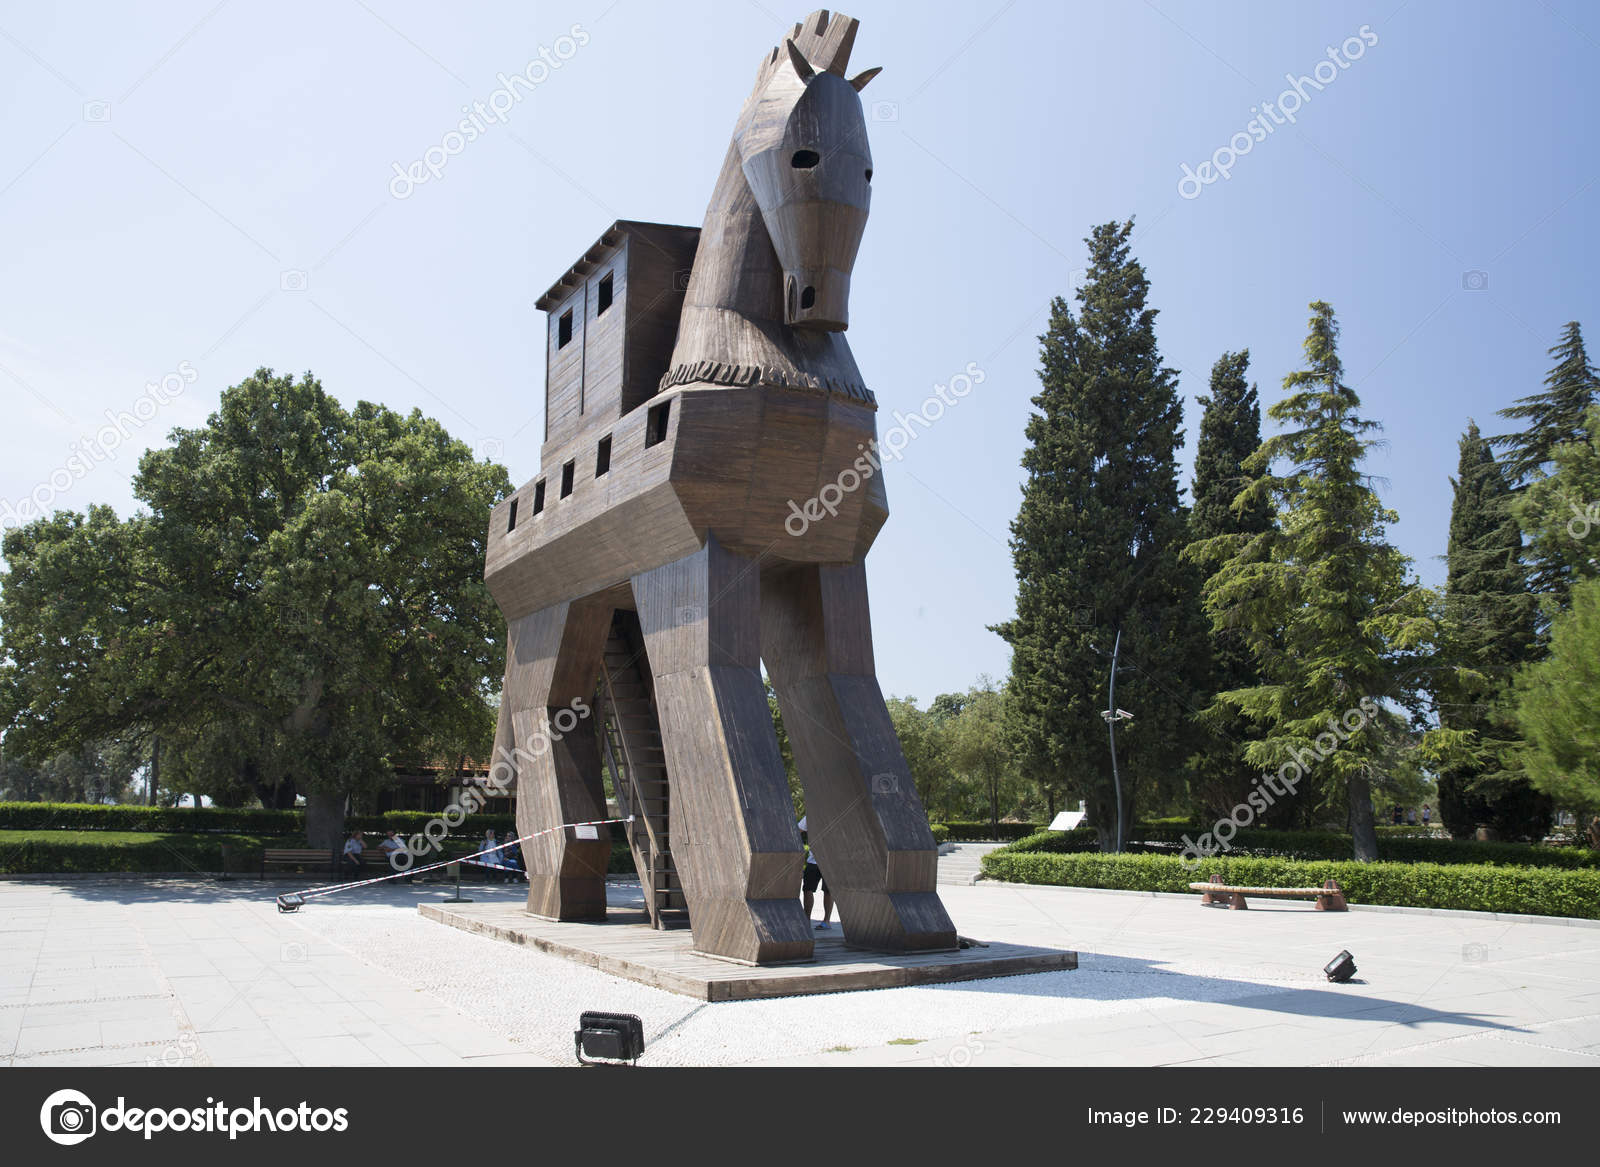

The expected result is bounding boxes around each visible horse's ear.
[848,66,882,92]
[786,38,816,82]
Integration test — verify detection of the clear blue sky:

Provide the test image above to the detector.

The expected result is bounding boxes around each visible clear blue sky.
[2,1,1595,704]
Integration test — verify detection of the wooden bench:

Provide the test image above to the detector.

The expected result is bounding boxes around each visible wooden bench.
[260,848,338,877]
[1189,873,1347,911]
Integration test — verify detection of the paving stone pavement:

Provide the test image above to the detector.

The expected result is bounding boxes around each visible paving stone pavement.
[2,864,1596,1067]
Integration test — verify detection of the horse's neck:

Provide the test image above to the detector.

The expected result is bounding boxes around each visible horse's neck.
[665,144,871,404]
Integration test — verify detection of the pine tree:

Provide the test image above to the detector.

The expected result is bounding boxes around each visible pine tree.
[992,220,1202,851]
[1514,403,1600,609]
[1514,577,1600,818]
[1185,351,1274,820]
[1495,322,1599,485]
[1431,423,1547,839]
[1190,302,1433,861]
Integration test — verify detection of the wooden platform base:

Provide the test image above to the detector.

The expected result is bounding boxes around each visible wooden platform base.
[419,903,1077,1001]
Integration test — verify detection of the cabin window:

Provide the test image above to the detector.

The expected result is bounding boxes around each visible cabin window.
[532,479,545,514]
[646,400,671,448]
[597,272,613,316]
[791,149,820,169]
[558,309,573,348]
[560,460,575,498]
[595,434,612,477]
[507,498,519,532]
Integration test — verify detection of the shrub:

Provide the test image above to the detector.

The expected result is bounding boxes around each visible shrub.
[979,849,1600,920]
[939,821,1044,842]
[929,823,950,844]
[0,802,517,839]
[0,830,294,875]
[1003,826,1600,869]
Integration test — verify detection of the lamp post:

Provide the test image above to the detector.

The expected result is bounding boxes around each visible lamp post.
[1098,628,1134,853]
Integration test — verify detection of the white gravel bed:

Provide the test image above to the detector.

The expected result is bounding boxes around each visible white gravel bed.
[291,896,1305,1067]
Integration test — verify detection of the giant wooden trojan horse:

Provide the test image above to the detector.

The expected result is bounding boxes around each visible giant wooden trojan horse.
[484,10,957,964]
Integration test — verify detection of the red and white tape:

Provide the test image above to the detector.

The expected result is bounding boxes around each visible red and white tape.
[276,815,632,907]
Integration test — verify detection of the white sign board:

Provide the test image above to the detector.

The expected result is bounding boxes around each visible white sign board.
[1047,810,1086,831]
[574,824,599,840]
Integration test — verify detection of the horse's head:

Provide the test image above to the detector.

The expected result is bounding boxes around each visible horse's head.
[734,11,881,331]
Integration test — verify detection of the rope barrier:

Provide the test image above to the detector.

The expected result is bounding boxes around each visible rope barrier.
[275,815,632,912]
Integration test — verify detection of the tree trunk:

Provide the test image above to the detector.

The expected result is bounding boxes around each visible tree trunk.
[1348,773,1379,861]
[305,790,347,854]
[149,735,160,805]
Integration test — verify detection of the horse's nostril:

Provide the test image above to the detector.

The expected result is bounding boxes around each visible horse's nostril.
[800,286,816,310]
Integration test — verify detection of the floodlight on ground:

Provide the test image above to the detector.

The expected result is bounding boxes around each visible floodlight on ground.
[575,1011,645,1066]
[276,894,303,913]
[1324,950,1357,983]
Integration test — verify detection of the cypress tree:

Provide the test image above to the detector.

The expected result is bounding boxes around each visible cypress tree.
[1191,302,1432,862]
[993,220,1201,851]
[1432,423,1547,839]
[1186,351,1274,821]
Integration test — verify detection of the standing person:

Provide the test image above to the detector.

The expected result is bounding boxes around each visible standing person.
[341,831,365,874]
[797,817,835,931]
[1391,805,1403,826]
[1406,807,1417,826]
[483,829,510,882]
[1421,804,1432,827]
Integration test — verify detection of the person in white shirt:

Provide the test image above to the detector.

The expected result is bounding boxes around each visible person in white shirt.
[341,831,365,874]
[378,830,412,882]
[797,816,835,931]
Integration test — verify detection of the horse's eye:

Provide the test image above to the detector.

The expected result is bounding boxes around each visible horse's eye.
[864,168,873,183]
[791,149,820,169]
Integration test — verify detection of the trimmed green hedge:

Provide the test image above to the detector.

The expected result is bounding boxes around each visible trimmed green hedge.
[938,821,1044,842]
[0,802,516,839]
[930,823,950,844]
[1003,826,1600,869]
[0,830,299,875]
[980,849,1600,920]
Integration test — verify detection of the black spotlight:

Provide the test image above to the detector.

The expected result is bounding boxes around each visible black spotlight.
[1324,949,1357,983]
[276,894,304,913]
[575,1011,645,1066]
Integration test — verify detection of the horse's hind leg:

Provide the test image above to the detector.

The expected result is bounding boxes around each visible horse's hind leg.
[762,561,957,952]
[630,534,813,964]
[494,597,611,920]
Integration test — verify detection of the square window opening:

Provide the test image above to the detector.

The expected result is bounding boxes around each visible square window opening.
[646,400,671,448]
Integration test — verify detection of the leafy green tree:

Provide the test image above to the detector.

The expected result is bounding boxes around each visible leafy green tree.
[1190,302,1434,861]
[944,679,1015,835]
[885,695,951,820]
[1427,423,1546,839]
[1514,578,1600,819]
[0,368,510,848]
[1186,350,1274,821]
[993,220,1203,851]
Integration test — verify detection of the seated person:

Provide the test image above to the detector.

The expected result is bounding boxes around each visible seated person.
[341,831,365,873]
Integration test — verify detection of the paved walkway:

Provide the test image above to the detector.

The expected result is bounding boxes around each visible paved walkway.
[2,869,1596,1067]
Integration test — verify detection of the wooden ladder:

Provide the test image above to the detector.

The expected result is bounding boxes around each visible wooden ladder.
[598,610,685,929]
